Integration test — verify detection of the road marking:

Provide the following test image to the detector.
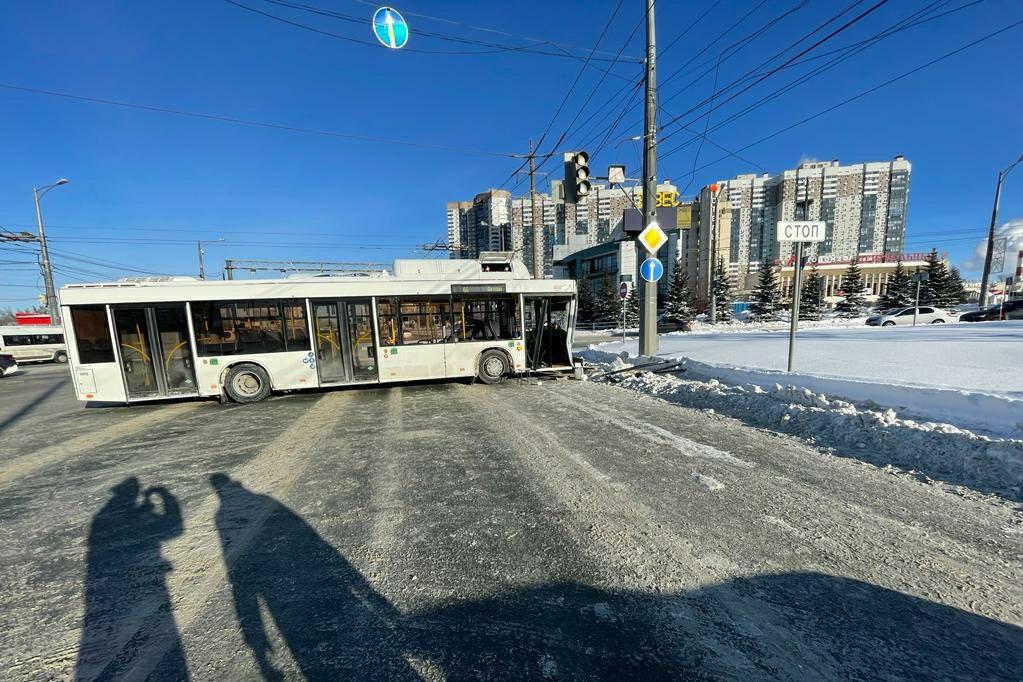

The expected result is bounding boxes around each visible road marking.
[556,385,754,469]
[0,401,206,487]
[464,386,736,590]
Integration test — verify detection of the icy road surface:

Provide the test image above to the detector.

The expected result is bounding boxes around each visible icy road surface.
[598,319,1023,397]
[1,365,1021,680]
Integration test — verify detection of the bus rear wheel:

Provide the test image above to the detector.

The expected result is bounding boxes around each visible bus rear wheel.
[53,351,68,364]
[225,363,271,403]
[477,350,509,385]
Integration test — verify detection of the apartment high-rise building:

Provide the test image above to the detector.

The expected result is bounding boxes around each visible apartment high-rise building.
[445,189,513,260]
[446,182,655,277]
[692,156,911,305]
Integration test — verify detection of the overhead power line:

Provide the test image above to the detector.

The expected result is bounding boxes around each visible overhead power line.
[0,83,518,157]
[660,17,1023,178]
[656,0,980,117]
[342,0,641,62]
[1,221,430,240]
[244,0,642,63]
[658,0,892,142]
[499,0,629,190]
[659,0,991,159]
[580,0,810,164]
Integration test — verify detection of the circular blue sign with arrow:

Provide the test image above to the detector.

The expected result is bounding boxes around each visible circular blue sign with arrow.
[640,257,663,283]
[372,7,409,49]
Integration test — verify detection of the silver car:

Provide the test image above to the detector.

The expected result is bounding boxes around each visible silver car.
[866,306,954,326]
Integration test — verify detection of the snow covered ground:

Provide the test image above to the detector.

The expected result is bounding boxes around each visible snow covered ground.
[591,320,1023,437]
[578,348,1023,501]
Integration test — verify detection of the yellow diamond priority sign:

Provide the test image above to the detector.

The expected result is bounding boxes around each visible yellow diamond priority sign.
[638,221,668,254]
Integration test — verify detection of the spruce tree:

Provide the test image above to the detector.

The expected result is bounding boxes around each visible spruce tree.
[876,259,913,311]
[835,258,867,317]
[799,264,824,321]
[594,275,620,323]
[947,266,968,305]
[575,277,595,323]
[921,249,955,308]
[712,257,733,322]
[748,259,782,321]
[663,257,694,324]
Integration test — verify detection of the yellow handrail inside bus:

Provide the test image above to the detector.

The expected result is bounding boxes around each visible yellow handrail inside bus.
[164,340,187,368]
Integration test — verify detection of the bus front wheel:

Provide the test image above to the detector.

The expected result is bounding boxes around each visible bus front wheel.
[53,351,68,364]
[477,350,509,385]
[224,363,271,403]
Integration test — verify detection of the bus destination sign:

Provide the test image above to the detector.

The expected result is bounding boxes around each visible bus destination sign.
[451,284,507,294]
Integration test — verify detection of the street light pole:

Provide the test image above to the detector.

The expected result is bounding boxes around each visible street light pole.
[32,179,69,324]
[979,154,1022,308]
[638,0,658,356]
[197,238,225,280]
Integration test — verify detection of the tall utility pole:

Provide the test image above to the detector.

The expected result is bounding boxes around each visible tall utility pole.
[529,139,543,279]
[707,184,719,324]
[197,237,225,281]
[979,154,1022,308]
[638,0,658,356]
[32,179,68,324]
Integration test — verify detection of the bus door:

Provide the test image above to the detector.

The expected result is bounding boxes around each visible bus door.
[523,295,574,370]
[112,305,197,399]
[313,299,378,384]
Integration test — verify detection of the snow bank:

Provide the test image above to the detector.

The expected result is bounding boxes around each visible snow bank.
[679,359,1023,438]
[594,320,1023,436]
[579,349,1023,500]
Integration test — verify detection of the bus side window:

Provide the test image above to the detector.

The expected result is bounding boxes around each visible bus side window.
[398,297,450,345]
[282,302,310,351]
[70,306,115,363]
[376,298,399,346]
[452,296,519,341]
[191,302,238,356]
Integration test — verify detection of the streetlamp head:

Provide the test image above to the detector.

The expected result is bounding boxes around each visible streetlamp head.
[55,178,70,186]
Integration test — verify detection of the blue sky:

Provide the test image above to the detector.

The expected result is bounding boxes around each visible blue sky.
[2,0,1022,306]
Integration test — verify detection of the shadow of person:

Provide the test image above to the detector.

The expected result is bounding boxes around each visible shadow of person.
[208,476,1023,680]
[416,572,1023,680]
[209,473,415,681]
[76,477,188,681]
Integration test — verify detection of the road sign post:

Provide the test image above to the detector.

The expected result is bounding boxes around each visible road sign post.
[912,271,929,326]
[777,221,825,372]
[637,223,666,354]
[619,281,629,346]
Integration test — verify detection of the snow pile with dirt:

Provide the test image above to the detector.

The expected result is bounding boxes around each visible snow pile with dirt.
[578,349,1023,499]
[681,316,870,335]
[595,320,1023,437]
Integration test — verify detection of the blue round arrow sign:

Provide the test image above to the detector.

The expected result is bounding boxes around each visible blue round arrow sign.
[372,7,409,49]
[640,257,663,283]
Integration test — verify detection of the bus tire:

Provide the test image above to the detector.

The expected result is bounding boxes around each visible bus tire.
[53,351,68,364]
[224,363,271,403]
[477,350,509,385]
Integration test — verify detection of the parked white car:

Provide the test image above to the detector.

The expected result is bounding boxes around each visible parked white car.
[865,306,955,326]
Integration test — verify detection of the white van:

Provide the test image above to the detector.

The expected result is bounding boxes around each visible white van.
[0,325,68,364]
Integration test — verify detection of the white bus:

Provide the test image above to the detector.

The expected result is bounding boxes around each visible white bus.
[0,325,68,364]
[58,256,576,404]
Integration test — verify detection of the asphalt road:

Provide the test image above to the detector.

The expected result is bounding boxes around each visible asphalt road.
[1,364,1021,680]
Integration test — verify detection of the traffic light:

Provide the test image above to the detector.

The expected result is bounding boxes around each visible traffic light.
[563,150,590,203]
